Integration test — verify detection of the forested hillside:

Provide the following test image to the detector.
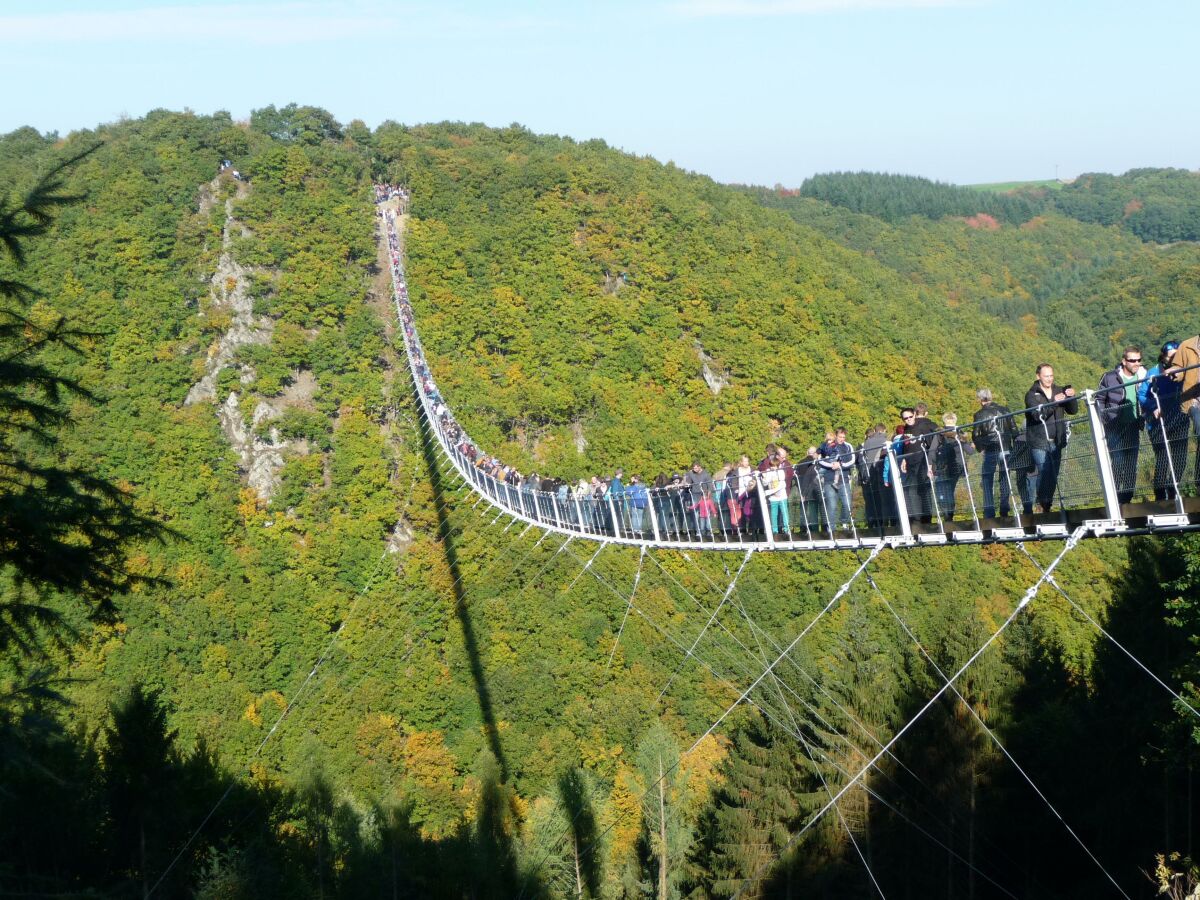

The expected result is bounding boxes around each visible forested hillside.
[775,168,1200,247]
[0,109,1196,899]
[749,180,1200,368]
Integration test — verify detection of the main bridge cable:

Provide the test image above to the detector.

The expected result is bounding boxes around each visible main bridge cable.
[146,549,394,897]
[1016,542,1200,722]
[655,548,755,703]
[859,553,1133,900]
[381,189,1200,552]
[729,525,1088,899]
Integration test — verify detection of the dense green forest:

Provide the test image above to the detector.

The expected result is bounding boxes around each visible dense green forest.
[0,108,1197,898]
[746,180,1200,368]
[775,168,1200,247]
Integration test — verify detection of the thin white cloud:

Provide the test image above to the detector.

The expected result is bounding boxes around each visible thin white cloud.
[670,0,972,16]
[0,3,391,44]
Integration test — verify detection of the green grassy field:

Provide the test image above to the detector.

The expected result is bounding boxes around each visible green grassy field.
[967,178,1066,192]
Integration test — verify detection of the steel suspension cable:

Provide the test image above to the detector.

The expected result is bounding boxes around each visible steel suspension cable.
[729,525,1087,899]
[606,546,647,670]
[656,548,755,702]
[862,560,1132,899]
[1016,542,1200,721]
[674,548,1032,892]
[560,543,1021,900]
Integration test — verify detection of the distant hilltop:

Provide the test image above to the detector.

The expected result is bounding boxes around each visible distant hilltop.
[745,168,1200,244]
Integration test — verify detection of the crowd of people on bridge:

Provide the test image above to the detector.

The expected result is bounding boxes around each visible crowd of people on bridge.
[375,187,1200,541]
[374,183,410,206]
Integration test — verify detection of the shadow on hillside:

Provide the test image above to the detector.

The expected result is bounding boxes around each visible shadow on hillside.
[990,535,1200,898]
[413,396,511,782]
[0,684,550,899]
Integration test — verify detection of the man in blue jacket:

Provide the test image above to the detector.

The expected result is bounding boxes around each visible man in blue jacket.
[1138,341,1186,501]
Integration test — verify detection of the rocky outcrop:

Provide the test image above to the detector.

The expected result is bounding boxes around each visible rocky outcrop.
[185,184,271,406]
[185,177,292,502]
[694,340,729,395]
[217,393,288,499]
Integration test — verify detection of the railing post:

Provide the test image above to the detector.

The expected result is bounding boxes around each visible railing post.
[607,494,622,539]
[755,472,776,548]
[886,445,912,540]
[647,491,662,542]
[1084,388,1123,521]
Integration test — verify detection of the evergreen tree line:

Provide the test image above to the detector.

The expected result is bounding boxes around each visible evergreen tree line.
[794,172,1046,226]
[787,168,1200,244]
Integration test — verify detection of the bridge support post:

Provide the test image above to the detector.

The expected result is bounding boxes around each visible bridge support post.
[607,495,622,539]
[1084,388,1123,522]
[755,473,776,549]
[887,445,912,541]
[647,493,662,542]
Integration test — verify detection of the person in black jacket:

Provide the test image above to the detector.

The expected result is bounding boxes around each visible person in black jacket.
[1096,346,1146,504]
[859,424,889,529]
[1024,364,1078,513]
[972,388,1016,518]
[902,403,939,524]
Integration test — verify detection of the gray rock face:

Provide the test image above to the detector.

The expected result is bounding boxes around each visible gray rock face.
[694,340,729,395]
[184,193,272,407]
[217,392,288,499]
[185,180,289,501]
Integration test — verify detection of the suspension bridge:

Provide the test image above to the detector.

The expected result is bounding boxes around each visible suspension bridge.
[380,198,1200,553]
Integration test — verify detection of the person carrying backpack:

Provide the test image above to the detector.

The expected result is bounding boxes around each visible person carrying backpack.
[972,388,1016,519]
[934,411,973,521]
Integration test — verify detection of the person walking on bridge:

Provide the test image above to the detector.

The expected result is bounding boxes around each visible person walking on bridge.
[685,461,713,536]
[819,428,855,531]
[628,475,649,534]
[859,424,888,530]
[903,403,939,524]
[1025,364,1078,514]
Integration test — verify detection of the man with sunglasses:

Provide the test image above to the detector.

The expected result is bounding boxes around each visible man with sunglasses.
[1098,346,1146,504]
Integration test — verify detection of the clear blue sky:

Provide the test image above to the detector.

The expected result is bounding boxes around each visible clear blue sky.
[2,0,1196,186]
